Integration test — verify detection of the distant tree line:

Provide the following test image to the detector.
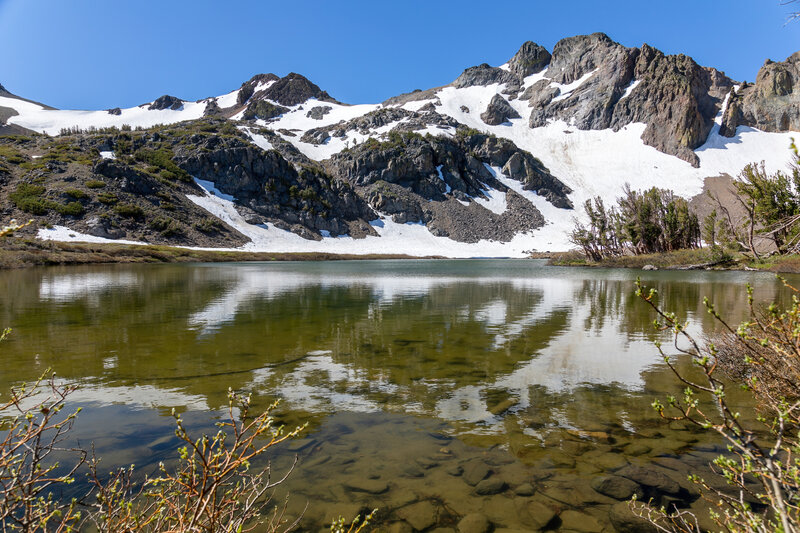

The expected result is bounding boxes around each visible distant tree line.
[570,186,700,260]
[702,144,800,259]
[572,145,800,260]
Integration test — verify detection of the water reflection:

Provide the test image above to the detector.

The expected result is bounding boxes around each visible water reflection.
[0,261,790,531]
[0,261,786,425]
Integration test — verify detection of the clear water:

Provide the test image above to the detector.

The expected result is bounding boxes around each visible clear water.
[0,260,789,531]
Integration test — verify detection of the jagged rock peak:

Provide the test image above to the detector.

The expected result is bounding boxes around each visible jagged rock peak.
[452,63,516,89]
[263,72,338,107]
[507,41,550,78]
[721,50,800,135]
[236,73,280,106]
[547,32,629,84]
[246,73,281,85]
[148,95,184,111]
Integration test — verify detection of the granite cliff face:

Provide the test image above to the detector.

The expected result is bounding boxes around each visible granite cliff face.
[459,33,735,166]
[721,52,800,136]
[179,138,377,240]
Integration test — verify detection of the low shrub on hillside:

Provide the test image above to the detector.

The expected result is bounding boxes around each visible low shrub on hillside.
[133,148,191,183]
[114,203,144,218]
[64,188,88,200]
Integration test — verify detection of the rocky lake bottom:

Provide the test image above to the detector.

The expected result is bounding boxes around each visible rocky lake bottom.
[0,259,786,532]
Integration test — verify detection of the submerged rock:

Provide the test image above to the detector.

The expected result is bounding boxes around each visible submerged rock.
[591,475,645,500]
[473,476,507,495]
[396,501,439,531]
[462,459,491,486]
[457,513,491,533]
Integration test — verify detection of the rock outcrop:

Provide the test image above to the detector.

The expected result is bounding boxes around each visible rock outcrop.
[507,41,550,78]
[236,73,280,106]
[148,95,184,111]
[179,138,376,239]
[300,107,459,145]
[242,100,289,121]
[517,33,734,166]
[481,95,521,125]
[320,129,570,242]
[306,105,332,120]
[260,72,337,107]
[721,52,800,135]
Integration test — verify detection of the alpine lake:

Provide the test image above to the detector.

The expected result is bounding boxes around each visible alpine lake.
[0,259,790,532]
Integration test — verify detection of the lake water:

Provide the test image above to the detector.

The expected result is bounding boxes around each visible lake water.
[0,260,789,532]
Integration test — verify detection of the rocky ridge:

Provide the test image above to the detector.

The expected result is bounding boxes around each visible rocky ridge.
[1,33,800,254]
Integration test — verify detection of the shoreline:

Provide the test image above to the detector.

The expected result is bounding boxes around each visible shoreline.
[0,238,445,269]
[547,249,800,274]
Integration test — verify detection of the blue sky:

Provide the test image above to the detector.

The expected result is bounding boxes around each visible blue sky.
[1,0,799,110]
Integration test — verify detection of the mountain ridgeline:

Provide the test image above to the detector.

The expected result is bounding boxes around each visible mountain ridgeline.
[0,33,798,256]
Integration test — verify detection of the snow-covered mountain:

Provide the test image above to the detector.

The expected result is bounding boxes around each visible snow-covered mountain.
[1,33,798,257]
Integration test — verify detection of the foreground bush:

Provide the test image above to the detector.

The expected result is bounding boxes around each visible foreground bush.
[634,278,800,532]
[0,373,306,532]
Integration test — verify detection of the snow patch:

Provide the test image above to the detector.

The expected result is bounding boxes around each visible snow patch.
[620,79,641,100]
[436,165,451,194]
[214,89,240,109]
[99,151,116,160]
[550,69,598,103]
[474,182,508,215]
[239,126,273,151]
[8,99,207,133]
[521,67,550,92]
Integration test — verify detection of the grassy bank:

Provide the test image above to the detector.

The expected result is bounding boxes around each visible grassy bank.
[0,237,439,269]
[549,248,800,273]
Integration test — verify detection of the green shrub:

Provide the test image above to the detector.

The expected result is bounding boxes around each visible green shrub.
[0,146,27,165]
[9,184,49,215]
[193,217,224,234]
[64,188,88,200]
[96,192,118,205]
[114,203,144,218]
[149,216,182,237]
[133,148,190,183]
[85,180,106,189]
[55,201,84,217]
[299,186,318,201]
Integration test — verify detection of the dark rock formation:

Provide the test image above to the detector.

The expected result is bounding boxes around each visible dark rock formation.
[321,128,570,243]
[480,94,521,125]
[236,73,280,106]
[107,107,122,116]
[611,43,733,166]
[507,41,551,78]
[242,100,289,121]
[461,133,573,208]
[261,72,337,106]
[148,95,184,111]
[721,53,800,135]
[203,99,222,117]
[453,63,516,89]
[93,159,159,196]
[179,142,376,239]
[306,106,332,120]
[520,33,734,166]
